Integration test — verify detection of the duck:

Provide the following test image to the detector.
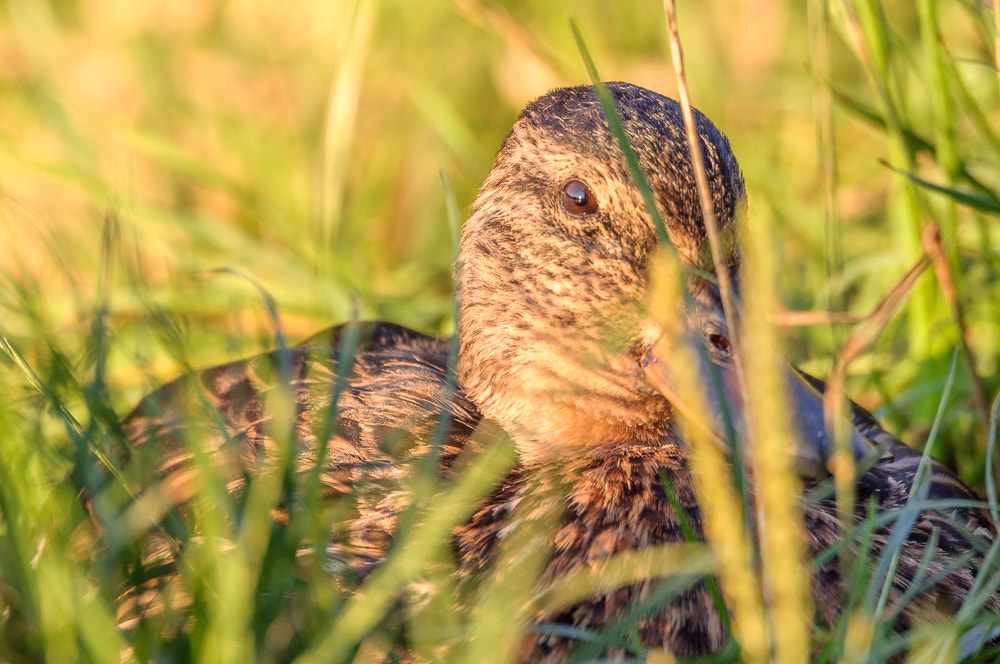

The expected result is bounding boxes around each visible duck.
[115,82,997,660]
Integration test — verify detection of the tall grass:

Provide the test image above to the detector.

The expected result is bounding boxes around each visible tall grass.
[0,0,999,662]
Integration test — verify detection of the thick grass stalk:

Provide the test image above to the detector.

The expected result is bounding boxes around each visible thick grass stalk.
[995,0,1000,92]
[836,0,933,353]
[662,2,779,658]
[648,254,769,664]
[916,0,959,262]
[808,0,844,323]
[314,0,378,263]
[742,230,812,663]
[198,382,298,663]
[662,0,742,374]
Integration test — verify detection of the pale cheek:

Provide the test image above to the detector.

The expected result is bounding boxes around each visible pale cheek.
[637,320,664,350]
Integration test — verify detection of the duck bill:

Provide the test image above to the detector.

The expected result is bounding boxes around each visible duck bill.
[781,365,878,475]
[640,335,743,444]
[641,335,875,478]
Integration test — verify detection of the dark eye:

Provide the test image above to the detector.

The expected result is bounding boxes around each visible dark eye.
[707,332,732,358]
[561,180,599,215]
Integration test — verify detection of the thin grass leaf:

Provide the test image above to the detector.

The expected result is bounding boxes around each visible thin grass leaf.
[889,167,1000,215]
[313,0,378,258]
[659,471,733,637]
[294,424,517,664]
[569,21,672,249]
[870,348,960,614]
[987,391,1000,527]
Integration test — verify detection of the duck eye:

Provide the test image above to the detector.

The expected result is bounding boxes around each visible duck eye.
[561,180,599,215]
[707,332,732,358]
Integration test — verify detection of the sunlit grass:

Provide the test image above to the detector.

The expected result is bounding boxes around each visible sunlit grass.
[0,0,998,662]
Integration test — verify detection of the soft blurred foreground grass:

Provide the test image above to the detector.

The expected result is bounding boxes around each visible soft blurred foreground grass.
[0,0,999,662]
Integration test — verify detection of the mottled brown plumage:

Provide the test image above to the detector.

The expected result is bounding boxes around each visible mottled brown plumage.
[117,82,997,660]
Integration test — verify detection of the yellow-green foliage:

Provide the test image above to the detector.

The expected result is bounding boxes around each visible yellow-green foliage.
[1,1,999,663]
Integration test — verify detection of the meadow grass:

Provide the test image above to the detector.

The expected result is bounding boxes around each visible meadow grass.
[0,0,999,662]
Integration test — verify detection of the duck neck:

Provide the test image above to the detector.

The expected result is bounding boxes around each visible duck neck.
[457,335,675,464]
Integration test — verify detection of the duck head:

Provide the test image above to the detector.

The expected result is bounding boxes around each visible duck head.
[456,82,872,468]
[456,82,739,460]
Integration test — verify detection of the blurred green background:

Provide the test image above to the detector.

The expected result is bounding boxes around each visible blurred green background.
[0,0,998,485]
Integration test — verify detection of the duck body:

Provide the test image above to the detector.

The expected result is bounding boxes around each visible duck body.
[122,321,996,660]
[116,83,998,660]
[123,323,479,573]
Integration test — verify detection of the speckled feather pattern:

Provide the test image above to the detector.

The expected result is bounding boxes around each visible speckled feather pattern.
[114,83,997,660]
[121,320,997,658]
[456,84,743,461]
